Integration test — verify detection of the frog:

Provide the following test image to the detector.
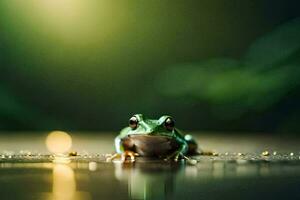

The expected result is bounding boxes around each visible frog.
[108,114,199,163]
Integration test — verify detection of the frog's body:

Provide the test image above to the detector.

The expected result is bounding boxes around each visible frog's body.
[113,114,198,161]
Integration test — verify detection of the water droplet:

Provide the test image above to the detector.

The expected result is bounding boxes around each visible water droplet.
[261,151,269,156]
[212,152,219,156]
[69,151,77,156]
[187,159,197,165]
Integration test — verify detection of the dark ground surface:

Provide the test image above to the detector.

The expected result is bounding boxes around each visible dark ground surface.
[0,132,300,200]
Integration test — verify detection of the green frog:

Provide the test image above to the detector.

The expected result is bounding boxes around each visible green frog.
[109,114,199,162]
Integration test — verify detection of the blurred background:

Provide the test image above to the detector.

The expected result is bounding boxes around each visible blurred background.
[0,0,299,132]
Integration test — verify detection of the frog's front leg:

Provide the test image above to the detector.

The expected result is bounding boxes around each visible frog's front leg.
[107,136,139,162]
[165,140,189,162]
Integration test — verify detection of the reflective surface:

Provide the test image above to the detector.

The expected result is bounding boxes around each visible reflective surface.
[1,161,300,200]
[0,133,300,200]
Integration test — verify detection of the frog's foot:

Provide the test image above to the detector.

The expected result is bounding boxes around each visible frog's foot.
[164,151,185,162]
[106,151,139,163]
[164,152,197,165]
[164,151,188,162]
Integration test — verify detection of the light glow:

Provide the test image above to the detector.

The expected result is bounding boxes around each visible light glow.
[53,164,76,200]
[46,131,72,154]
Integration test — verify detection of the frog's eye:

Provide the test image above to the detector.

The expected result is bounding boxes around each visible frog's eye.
[164,117,175,131]
[129,116,138,129]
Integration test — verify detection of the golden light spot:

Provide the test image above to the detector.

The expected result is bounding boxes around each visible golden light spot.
[46,131,72,154]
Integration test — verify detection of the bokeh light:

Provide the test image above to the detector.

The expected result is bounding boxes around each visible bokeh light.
[46,131,72,154]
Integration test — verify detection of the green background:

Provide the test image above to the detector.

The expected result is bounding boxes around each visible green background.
[0,0,300,132]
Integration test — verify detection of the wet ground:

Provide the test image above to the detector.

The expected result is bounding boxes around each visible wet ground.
[0,132,300,200]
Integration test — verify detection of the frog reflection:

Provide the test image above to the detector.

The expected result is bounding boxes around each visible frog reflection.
[114,160,182,200]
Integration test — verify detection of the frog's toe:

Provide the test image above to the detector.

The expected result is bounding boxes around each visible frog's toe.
[164,153,198,164]
[164,152,182,162]
[107,151,139,163]
[105,153,120,162]
[182,155,198,165]
[121,151,139,162]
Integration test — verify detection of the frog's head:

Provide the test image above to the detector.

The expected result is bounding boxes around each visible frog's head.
[125,114,176,137]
